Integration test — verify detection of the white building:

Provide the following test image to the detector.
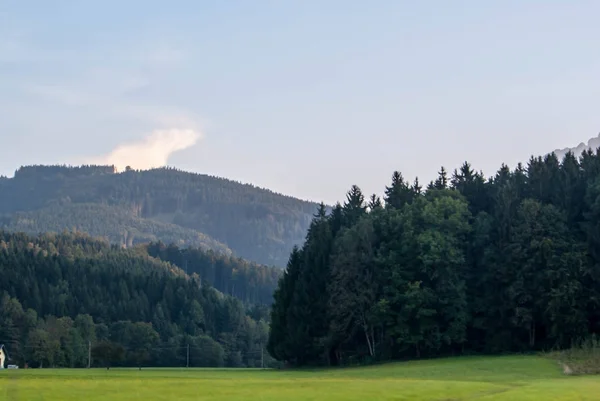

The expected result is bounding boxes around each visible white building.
[0,344,7,369]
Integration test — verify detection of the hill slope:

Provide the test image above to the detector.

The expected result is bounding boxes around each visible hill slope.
[1,203,233,254]
[0,165,321,266]
[0,231,274,368]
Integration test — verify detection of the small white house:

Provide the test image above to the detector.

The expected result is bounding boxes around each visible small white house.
[0,344,7,369]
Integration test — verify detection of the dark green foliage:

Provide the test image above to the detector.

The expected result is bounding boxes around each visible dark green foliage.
[368,194,383,211]
[0,165,322,266]
[329,216,382,360]
[267,247,302,362]
[0,231,271,368]
[286,204,335,365]
[146,242,280,304]
[3,204,232,254]
[268,148,600,366]
[343,187,367,226]
[433,167,449,190]
[384,171,413,209]
[92,341,125,368]
[451,162,490,215]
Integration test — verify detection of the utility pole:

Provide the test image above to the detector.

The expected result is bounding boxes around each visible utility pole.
[186,344,190,368]
[87,341,91,369]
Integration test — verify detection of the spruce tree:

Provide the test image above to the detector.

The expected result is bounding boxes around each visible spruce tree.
[433,167,448,190]
[286,205,334,365]
[411,177,422,197]
[368,194,383,211]
[343,185,367,227]
[384,171,413,209]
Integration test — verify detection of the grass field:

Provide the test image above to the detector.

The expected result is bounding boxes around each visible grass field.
[1,355,599,400]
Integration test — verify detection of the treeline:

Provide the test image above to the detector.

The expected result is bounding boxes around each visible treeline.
[14,164,117,179]
[0,232,274,368]
[0,165,319,266]
[1,203,233,254]
[146,242,280,305]
[268,149,600,366]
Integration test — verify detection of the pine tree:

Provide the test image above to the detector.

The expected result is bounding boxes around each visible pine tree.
[368,194,383,211]
[285,206,334,365]
[343,185,367,227]
[411,177,422,197]
[328,203,344,237]
[451,162,489,214]
[384,171,413,209]
[268,247,303,362]
[558,152,585,230]
[433,167,448,190]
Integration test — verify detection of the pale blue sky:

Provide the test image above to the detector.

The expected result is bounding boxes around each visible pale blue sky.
[1,1,599,204]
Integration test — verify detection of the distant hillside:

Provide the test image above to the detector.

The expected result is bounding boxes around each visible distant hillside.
[553,133,600,159]
[1,203,233,255]
[146,242,280,305]
[0,165,321,266]
[0,231,276,368]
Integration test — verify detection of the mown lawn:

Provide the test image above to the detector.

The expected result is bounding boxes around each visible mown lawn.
[1,355,599,400]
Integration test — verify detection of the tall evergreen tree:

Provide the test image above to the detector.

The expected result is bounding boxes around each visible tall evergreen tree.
[412,177,423,197]
[451,162,489,214]
[328,203,344,237]
[343,186,367,227]
[384,172,413,209]
[558,152,585,231]
[433,167,449,190]
[286,205,334,365]
[267,247,302,362]
[368,194,383,211]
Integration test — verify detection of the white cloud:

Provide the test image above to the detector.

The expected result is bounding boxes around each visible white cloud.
[15,37,204,174]
[88,129,201,171]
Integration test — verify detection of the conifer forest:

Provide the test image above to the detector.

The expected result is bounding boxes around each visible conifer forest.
[2,149,600,369]
[268,150,600,366]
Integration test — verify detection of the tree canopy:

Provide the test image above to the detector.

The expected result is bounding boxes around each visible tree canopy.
[0,165,322,266]
[0,231,275,368]
[268,149,600,366]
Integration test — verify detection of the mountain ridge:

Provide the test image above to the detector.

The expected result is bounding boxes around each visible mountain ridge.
[553,133,600,159]
[0,165,323,267]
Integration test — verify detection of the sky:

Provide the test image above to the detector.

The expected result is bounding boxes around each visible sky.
[1,1,599,204]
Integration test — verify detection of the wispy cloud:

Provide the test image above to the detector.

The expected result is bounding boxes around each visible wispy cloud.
[14,34,203,173]
[87,129,201,171]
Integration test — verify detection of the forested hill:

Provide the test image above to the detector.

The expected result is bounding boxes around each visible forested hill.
[0,165,320,266]
[145,242,280,305]
[0,231,277,368]
[269,149,600,367]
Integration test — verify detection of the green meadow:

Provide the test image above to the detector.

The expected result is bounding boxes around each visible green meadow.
[1,355,598,401]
